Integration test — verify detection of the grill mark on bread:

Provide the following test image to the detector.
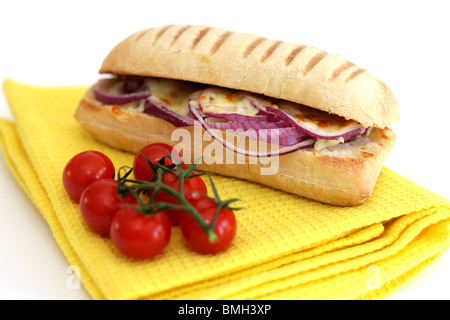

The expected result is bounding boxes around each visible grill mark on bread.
[170,25,191,47]
[152,25,173,46]
[243,37,266,58]
[330,61,355,81]
[210,31,234,55]
[134,29,152,43]
[261,40,282,62]
[191,27,212,50]
[285,45,305,66]
[346,68,366,82]
[303,52,327,76]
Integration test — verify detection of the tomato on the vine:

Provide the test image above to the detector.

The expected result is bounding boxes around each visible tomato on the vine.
[133,143,185,182]
[64,142,238,259]
[62,150,115,202]
[154,173,208,225]
[110,206,171,259]
[79,179,137,237]
[181,204,236,254]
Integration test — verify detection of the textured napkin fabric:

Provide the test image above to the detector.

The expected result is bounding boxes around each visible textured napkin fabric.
[1,79,450,300]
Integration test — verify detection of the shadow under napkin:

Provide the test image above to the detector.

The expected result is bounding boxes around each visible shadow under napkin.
[1,79,450,300]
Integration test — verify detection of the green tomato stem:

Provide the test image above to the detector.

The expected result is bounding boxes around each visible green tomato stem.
[121,173,219,243]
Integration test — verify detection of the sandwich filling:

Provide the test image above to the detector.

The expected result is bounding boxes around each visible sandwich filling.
[93,76,369,157]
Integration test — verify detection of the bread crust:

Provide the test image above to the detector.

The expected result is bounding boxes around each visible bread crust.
[99,25,400,128]
[74,87,396,206]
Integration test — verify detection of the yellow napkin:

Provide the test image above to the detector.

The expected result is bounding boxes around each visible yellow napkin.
[1,78,450,300]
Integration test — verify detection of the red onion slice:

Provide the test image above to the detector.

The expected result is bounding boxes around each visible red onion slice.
[279,135,310,146]
[145,97,195,127]
[93,80,151,105]
[246,96,366,140]
[205,119,307,146]
[204,119,292,130]
[241,128,311,147]
[203,112,276,122]
[197,89,279,122]
[189,93,316,157]
[121,77,148,94]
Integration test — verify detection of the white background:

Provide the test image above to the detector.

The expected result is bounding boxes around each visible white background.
[0,0,449,300]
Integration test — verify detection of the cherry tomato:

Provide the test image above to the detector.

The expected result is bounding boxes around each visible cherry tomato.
[62,150,115,202]
[184,188,209,208]
[110,207,171,259]
[133,143,185,182]
[181,205,236,254]
[79,179,137,237]
[155,174,207,225]
[190,195,217,212]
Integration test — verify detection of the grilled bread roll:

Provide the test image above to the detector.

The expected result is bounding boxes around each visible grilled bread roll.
[75,25,399,206]
[100,25,399,128]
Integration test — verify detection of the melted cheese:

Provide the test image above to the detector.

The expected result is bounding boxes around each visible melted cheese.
[314,137,344,151]
[200,88,259,116]
[197,87,363,140]
[275,100,363,138]
[121,99,146,113]
[145,78,200,117]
